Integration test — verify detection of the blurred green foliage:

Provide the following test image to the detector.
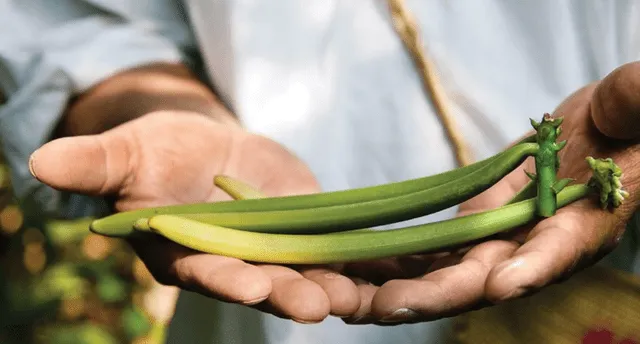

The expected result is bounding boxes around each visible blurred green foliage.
[0,160,168,343]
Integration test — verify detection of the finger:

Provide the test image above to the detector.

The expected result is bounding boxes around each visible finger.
[484,200,623,303]
[129,235,272,305]
[29,134,131,196]
[591,61,640,140]
[369,240,519,323]
[342,278,379,325]
[256,265,331,324]
[299,267,361,317]
[215,175,360,319]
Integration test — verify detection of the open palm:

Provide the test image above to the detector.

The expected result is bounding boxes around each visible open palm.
[29,110,362,323]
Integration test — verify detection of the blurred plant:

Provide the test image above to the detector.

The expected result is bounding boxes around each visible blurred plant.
[0,154,173,343]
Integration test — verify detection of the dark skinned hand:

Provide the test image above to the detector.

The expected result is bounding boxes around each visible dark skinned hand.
[28,61,640,326]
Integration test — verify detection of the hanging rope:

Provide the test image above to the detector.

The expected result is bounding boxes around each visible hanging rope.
[386,0,473,167]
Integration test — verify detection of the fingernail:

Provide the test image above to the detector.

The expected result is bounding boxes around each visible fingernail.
[292,318,322,325]
[241,295,269,306]
[495,286,528,303]
[379,308,419,323]
[28,151,39,179]
[344,315,374,324]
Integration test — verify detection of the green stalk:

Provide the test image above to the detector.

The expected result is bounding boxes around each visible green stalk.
[531,114,566,217]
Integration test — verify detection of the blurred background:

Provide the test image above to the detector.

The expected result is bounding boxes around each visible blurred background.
[0,153,178,344]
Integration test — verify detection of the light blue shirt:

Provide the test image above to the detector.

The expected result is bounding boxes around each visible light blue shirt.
[2,1,640,343]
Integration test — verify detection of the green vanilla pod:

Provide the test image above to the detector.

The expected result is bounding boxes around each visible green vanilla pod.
[136,157,628,264]
[161,143,539,234]
[91,141,537,237]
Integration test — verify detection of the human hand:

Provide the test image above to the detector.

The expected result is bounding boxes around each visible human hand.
[28,111,362,323]
[339,61,640,325]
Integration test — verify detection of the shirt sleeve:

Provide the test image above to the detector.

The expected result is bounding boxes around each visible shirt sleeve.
[0,0,195,218]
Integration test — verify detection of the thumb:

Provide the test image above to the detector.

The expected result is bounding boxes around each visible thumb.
[29,134,132,196]
[591,61,640,140]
